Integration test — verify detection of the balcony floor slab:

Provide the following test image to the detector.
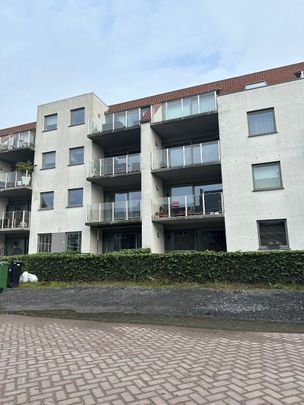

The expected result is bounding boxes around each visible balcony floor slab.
[86,219,141,228]
[87,172,141,189]
[152,214,224,226]
[0,148,34,164]
[152,162,221,183]
[88,127,140,154]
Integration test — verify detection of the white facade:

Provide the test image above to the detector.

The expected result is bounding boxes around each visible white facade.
[0,64,303,254]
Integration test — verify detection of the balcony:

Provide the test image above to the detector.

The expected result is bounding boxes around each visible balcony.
[0,171,32,198]
[0,211,31,233]
[151,141,221,183]
[151,92,218,142]
[152,192,224,225]
[88,153,141,188]
[86,200,141,226]
[88,109,145,153]
[0,131,35,163]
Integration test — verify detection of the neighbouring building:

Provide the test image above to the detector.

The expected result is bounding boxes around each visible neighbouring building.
[0,62,303,255]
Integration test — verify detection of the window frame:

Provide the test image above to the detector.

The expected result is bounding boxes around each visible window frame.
[247,108,277,137]
[40,191,54,210]
[257,219,289,250]
[44,113,58,131]
[252,161,283,192]
[70,107,85,126]
[69,146,84,166]
[66,232,82,252]
[67,188,83,208]
[38,233,52,253]
[41,151,56,170]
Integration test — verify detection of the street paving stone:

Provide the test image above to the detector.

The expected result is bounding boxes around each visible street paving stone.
[0,315,304,404]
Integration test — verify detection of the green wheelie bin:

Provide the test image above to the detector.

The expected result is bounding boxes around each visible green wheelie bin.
[0,261,9,293]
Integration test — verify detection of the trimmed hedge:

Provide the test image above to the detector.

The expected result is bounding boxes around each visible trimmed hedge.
[3,250,304,284]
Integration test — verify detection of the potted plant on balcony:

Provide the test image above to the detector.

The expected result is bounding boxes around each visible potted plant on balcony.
[15,161,33,186]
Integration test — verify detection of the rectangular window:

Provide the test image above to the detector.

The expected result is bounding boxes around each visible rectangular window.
[68,188,83,207]
[71,107,85,126]
[245,81,267,90]
[42,151,56,169]
[258,220,288,249]
[69,147,84,165]
[40,192,54,209]
[66,232,81,251]
[247,108,276,136]
[38,234,52,253]
[44,114,57,131]
[252,162,282,191]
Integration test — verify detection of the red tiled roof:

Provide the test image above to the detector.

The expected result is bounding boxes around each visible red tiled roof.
[0,122,36,137]
[107,62,304,113]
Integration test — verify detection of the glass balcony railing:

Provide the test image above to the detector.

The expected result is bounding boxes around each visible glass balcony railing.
[151,91,217,124]
[153,192,223,219]
[87,200,141,223]
[152,141,220,170]
[0,131,35,151]
[0,171,31,190]
[0,211,31,230]
[88,153,140,177]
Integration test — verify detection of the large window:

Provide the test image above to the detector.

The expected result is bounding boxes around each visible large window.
[252,162,282,191]
[258,220,288,249]
[66,232,81,251]
[40,192,54,209]
[68,188,83,207]
[44,114,57,131]
[69,147,84,165]
[71,108,85,126]
[42,151,56,169]
[38,234,52,253]
[247,108,276,136]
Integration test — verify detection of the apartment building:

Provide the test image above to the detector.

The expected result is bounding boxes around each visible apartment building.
[0,62,303,255]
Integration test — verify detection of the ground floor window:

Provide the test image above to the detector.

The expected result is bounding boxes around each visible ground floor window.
[165,229,226,252]
[66,232,82,252]
[103,230,142,252]
[38,234,52,253]
[257,219,288,249]
[5,237,29,256]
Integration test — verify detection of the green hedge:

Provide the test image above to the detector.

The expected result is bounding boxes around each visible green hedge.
[3,250,304,284]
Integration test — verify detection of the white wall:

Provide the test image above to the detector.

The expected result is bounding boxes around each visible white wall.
[29,93,107,253]
[218,79,304,251]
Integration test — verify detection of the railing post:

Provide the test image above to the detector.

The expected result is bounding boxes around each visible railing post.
[126,154,129,174]
[185,195,188,217]
[112,157,115,175]
[181,98,184,118]
[202,192,206,215]
[98,204,101,222]
[197,95,200,114]
[15,172,18,188]
[166,148,169,168]
[168,197,171,218]
[220,192,224,214]
[217,140,221,161]
[125,200,128,220]
[5,173,7,189]
[125,111,128,128]
[200,143,203,164]
[112,202,115,222]
[12,211,15,229]
[22,210,25,227]
[1,212,4,229]
[99,159,102,176]
[182,146,186,166]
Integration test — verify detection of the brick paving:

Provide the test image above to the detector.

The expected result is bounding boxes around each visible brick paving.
[0,315,304,404]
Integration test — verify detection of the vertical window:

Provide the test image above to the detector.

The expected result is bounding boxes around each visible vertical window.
[38,234,52,253]
[252,162,282,191]
[40,192,54,209]
[258,220,288,249]
[69,147,84,165]
[44,114,57,131]
[70,107,85,126]
[66,232,81,251]
[247,108,276,136]
[42,151,56,169]
[68,188,83,207]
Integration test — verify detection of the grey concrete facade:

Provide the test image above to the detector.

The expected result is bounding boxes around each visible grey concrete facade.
[0,64,303,254]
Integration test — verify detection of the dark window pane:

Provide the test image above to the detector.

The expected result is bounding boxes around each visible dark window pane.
[38,234,52,253]
[258,220,288,248]
[44,114,57,131]
[71,108,85,126]
[40,192,54,209]
[248,109,276,136]
[42,151,55,169]
[68,188,83,206]
[66,232,81,251]
[69,147,84,165]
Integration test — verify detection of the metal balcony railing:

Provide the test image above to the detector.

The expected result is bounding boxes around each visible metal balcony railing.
[0,131,35,151]
[151,91,217,124]
[151,141,220,170]
[88,153,140,177]
[0,171,31,189]
[153,192,224,219]
[0,210,31,230]
[87,200,141,223]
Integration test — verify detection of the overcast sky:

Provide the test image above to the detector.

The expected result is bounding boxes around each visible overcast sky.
[0,0,303,128]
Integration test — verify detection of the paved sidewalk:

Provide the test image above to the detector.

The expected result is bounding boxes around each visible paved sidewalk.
[0,315,304,404]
